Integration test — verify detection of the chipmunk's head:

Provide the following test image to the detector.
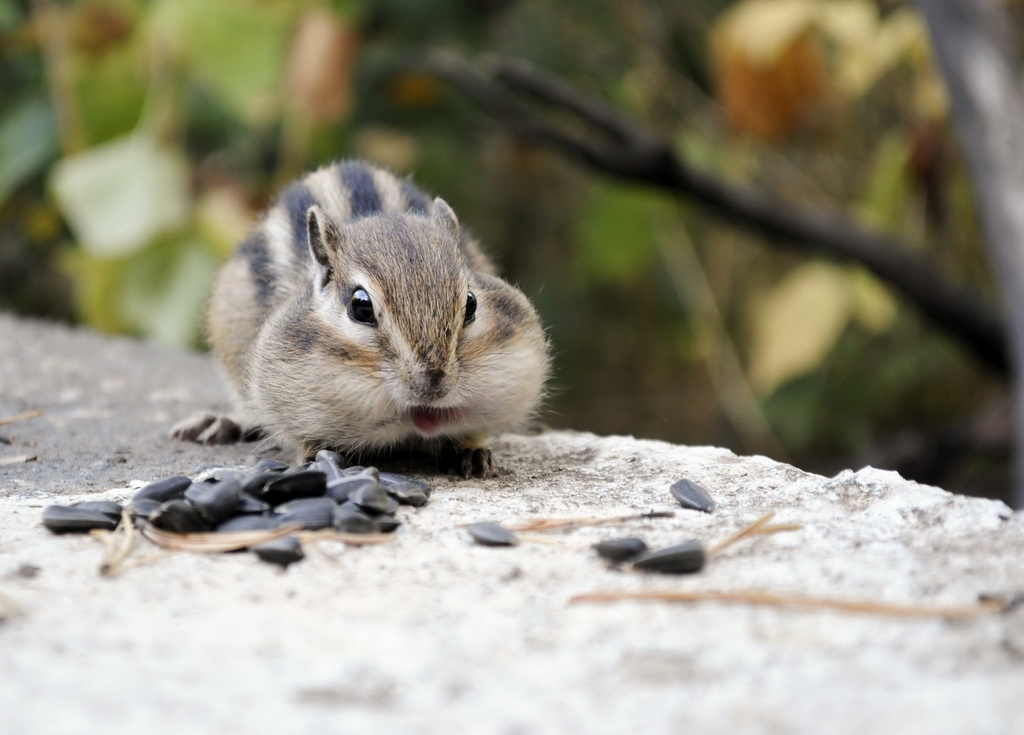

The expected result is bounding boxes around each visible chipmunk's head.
[300,199,548,448]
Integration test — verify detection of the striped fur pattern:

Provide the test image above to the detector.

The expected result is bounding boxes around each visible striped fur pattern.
[206,160,549,464]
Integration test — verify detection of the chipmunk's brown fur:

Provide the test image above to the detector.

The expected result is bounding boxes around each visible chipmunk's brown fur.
[173,160,549,477]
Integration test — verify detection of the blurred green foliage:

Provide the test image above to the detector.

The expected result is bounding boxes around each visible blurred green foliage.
[0,0,1011,494]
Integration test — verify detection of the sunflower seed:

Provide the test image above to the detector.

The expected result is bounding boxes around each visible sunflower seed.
[365,495,400,516]
[70,500,124,521]
[311,458,344,484]
[126,497,162,521]
[257,470,327,506]
[255,458,290,473]
[241,472,281,497]
[632,540,706,574]
[382,479,429,507]
[375,515,402,533]
[314,449,346,469]
[252,535,304,567]
[216,515,279,532]
[325,472,378,503]
[149,500,213,533]
[466,522,518,547]
[593,537,648,562]
[236,493,271,514]
[343,465,379,481]
[133,475,191,503]
[348,483,392,514]
[332,503,379,534]
[274,497,337,530]
[379,472,431,497]
[184,479,242,524]
[208,468,251,484]
[669,479,716,513]
[42,505,120,534]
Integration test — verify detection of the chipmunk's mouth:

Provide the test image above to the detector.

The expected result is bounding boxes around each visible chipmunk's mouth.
[410,406,465,434]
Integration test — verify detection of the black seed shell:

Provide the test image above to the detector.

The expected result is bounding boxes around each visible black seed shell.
[593,537,648,562]
[255,458,290,473]
[42,505,120,534]
[257,470,327,506]
[375,515,402,533]
[70,500,124,521]
[669,479,716,513]
[252,535,304,567]
[332,504,379,534]
[348,483,392,514]
[216,515,279,532]
[379,472,431,497]
[324,475,376,503]
[313,449,347,473]
[208,469,251,484]
[185,479,242,524]
[149,500,213,533]
[241,472,281,497]
[311,458,344,484]
[466,522,518,547]
[383,481,429,507]
[126,497,162,521]
[632,540,706,574]
[236,493,271,514]
[274,497,336,530]
[133,475,192,504]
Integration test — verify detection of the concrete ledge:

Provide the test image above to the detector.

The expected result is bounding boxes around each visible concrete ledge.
[2,313,1023,734]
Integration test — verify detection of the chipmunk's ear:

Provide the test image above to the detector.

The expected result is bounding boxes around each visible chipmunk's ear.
[431,197,460,239]
[307,205,341,285]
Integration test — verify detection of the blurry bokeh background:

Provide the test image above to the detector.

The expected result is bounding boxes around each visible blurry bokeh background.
[1,0,1016,498]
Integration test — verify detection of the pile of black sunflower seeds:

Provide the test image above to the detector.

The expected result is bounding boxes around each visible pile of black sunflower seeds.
[42,450,430,568]
[44,454,720,576]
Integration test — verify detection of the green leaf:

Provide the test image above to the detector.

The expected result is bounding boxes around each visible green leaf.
[0,96,58,206]
[152,0,294,123]
[120,237,218,347]
[577,182,669,285]
[0,0,20,31]
[73,43,148,145]
[50,132,190,257]
[857,131,911,232]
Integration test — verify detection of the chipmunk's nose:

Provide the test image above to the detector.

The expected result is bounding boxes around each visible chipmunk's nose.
[425,368,445,389]
[411,366,453,402]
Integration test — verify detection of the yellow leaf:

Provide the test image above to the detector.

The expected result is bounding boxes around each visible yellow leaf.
[748,262,852,395]
[823,4,929,98]
[816,0,876,48]
[850,269,897,333]
[715,0,819,65]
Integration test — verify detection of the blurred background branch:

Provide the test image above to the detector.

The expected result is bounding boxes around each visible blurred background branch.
[918,0,1024,507]
[425,50,1009,374]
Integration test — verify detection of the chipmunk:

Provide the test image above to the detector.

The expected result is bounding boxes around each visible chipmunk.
[173,160,549,478]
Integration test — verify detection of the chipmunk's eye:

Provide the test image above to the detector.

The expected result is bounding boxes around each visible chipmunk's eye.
[349,288,376,326]
[464,291,477,326]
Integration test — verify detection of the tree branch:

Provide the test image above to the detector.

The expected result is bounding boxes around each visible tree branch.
[424,51,1009,375]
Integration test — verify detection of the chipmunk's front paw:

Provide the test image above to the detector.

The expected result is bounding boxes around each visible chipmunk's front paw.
[171,412,259,445]
[449,445,493,479]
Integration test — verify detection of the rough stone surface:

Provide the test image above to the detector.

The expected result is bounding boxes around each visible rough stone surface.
[2,313,1023,734]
